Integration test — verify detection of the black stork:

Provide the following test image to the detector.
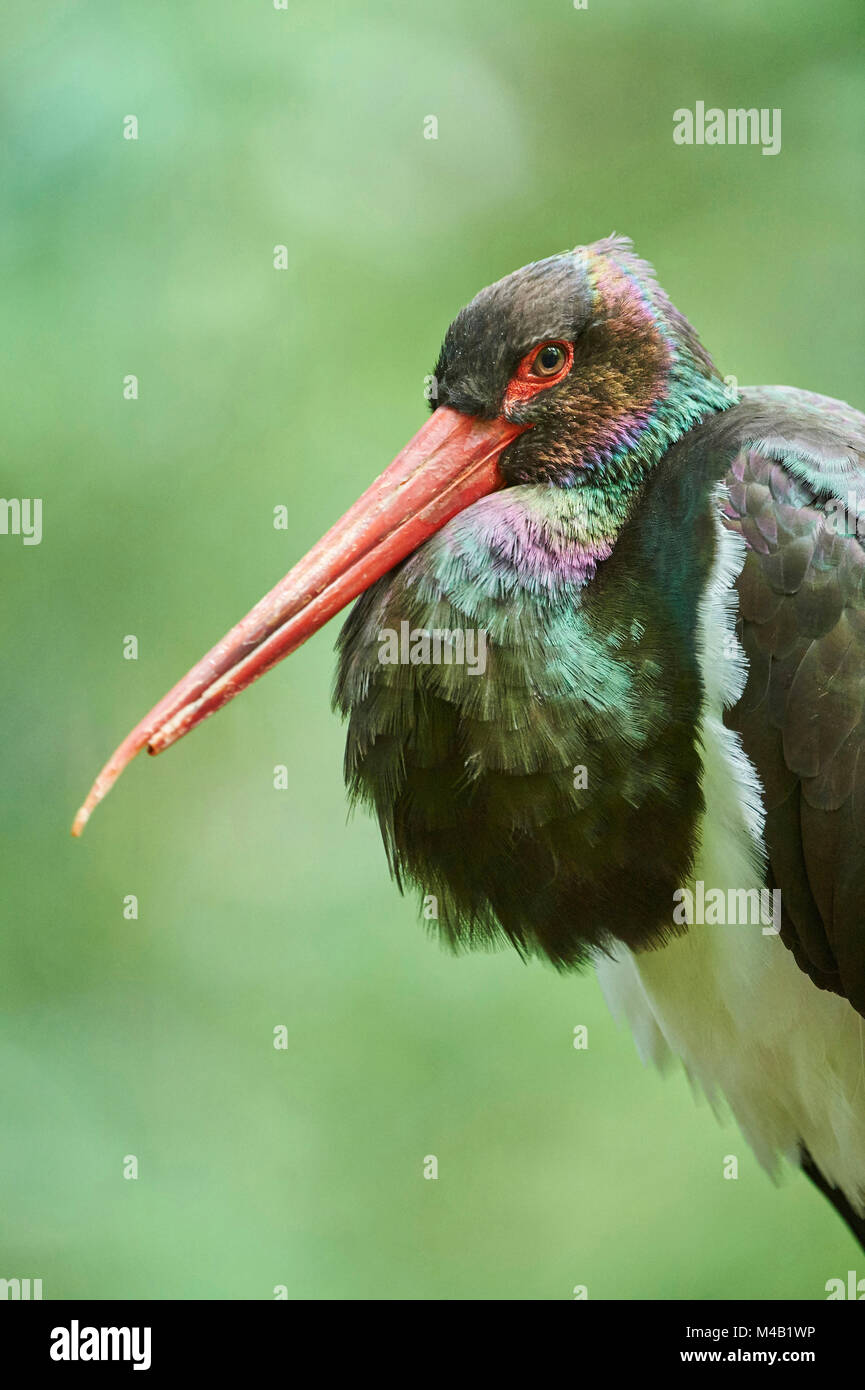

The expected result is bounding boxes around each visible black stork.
[74,235,865,1254]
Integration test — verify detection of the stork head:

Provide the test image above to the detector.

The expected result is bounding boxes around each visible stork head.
[432,234,725,487]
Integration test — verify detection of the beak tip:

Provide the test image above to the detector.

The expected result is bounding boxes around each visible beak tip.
[70,806,89,838]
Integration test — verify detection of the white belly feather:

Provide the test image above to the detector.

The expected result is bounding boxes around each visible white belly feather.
[595,499,865,1209]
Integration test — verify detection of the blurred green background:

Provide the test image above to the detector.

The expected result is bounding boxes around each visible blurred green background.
[2,0,864,1300]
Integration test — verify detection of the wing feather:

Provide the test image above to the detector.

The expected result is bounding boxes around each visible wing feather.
[722,387,865,1014]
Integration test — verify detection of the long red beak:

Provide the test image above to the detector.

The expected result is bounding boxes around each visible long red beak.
[72,406,527,836]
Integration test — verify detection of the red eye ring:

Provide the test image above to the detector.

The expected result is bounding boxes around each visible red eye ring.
[504,339,574,410]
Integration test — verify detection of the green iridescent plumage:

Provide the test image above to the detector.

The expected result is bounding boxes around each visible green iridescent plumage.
[334,237,736,964]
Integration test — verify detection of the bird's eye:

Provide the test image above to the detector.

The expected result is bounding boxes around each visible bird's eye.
[531,342,568,377]
[506,338,574,408]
